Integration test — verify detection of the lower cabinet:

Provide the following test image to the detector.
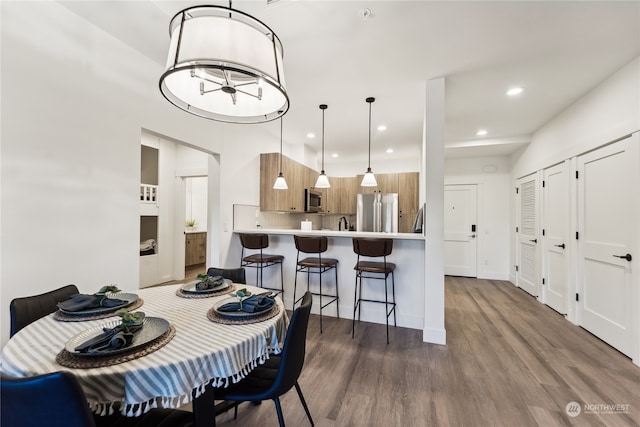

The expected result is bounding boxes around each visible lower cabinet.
[185,232,207,267]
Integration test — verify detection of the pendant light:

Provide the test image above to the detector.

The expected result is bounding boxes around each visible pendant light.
[273,117,288,190]
[314,104,331,188]
[361,97,378,187]
[159,3,289,123]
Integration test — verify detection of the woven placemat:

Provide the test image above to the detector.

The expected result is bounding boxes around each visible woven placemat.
[175,283,237,299]
[55,325,176,369]
[207,304,281,325]
[53,298,145,322]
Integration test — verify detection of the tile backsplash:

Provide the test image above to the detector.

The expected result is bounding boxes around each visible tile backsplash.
[233,205,354,231]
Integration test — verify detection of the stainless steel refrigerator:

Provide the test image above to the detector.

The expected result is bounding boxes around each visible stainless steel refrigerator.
[356,193,399,233]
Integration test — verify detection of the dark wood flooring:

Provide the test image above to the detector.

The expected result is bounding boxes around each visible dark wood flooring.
[212,276,640,426]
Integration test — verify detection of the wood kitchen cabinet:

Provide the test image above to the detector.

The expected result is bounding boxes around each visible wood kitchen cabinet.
[398,172,419,233]
[185,232,206,267]
[260,153,305,212]
[260,154,418,220]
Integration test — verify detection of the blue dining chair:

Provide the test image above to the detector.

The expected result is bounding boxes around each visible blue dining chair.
[216,291,314,427]
[9,284,79,337]
[1,371,194,427]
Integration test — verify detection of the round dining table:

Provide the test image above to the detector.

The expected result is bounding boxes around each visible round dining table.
[0,283,288,427]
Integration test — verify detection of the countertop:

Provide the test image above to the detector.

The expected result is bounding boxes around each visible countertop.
[233,228,425,241]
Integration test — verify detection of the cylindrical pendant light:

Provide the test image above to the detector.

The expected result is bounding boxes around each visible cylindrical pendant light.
[273,117,288,190]
[314,104,331,189]
[159,4,289,123]
[361,97,378,187]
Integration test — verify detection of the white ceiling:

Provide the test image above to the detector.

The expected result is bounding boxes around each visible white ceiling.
[60,0,640,164]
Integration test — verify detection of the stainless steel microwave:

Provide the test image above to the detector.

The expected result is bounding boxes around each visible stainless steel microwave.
[305,189,323,212]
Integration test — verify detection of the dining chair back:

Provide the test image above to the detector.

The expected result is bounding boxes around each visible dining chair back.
[1,371,94,427]
[1,371,195,427]
[218,291,314,427]
[239,233,285,296]
[206,267,247,284]
[10,284,79,337]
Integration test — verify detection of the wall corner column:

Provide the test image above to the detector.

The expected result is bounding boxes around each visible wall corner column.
[423,77,446,345]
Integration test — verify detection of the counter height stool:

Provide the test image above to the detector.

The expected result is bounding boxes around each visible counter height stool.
[239,233,284,296]
[292,235,339,333]
[352,237,396,344]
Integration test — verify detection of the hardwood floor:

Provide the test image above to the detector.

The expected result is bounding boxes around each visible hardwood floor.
[212,276,640,426]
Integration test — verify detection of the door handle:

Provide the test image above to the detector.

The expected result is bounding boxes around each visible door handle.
[613,253,632,262]
[529,239,537,243]
[469,234,476,239]
[554,243,565,249]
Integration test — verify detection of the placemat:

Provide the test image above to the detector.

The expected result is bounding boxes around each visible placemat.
[176,283,236,299]
[207,304,281,325]
[55,325,176,369]
[53,298,145,322]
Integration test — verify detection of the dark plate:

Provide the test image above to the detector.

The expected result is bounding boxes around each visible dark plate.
[58,292,139,316]
[213,297,275,320]
[180,278,231,294]
[64,317,170,357]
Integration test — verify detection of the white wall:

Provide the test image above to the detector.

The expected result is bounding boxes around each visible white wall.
[445,156,511,280]
[0,2,226,346]
[511,57,640,177]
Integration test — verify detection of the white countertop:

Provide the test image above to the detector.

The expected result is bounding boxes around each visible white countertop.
[234,228,425,240]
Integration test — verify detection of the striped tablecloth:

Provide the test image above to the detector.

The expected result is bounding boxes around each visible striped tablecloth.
[0,284,288,416]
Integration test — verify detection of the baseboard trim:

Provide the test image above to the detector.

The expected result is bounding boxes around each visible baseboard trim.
[423,327,446,345]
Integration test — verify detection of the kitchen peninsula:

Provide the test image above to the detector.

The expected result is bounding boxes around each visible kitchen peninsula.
[232,227,425,331]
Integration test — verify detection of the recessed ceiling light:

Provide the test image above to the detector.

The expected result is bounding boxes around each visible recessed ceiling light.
[307,133,315,138]
[506,87,523,96]
[331,153,339,158]
[476,129,488,136]
[386,148,394,153]
[377,125,387,131]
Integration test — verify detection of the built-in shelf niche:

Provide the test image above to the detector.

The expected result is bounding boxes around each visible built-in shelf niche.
[140,216,158,256]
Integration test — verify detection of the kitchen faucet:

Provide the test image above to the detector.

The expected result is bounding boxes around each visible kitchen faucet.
[339,216,348,231]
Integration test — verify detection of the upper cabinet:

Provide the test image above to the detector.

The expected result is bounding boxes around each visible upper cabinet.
[260,153,308,212]
[260,154,419,219]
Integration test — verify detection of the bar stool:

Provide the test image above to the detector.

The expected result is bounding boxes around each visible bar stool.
[352,237,396,344]
[292,235,339,333]
[239,233,284,296]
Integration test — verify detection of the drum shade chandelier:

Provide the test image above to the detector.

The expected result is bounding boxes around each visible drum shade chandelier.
[159,4,289,124]
[361,97,378,187]
[314,104,331,189]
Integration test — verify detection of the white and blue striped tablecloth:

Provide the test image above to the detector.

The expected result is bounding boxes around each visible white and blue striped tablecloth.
[0,284,289,416]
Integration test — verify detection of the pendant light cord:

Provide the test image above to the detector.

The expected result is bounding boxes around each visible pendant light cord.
[368,101,371,169]
[279,117,283,173]
[321,106,325,172]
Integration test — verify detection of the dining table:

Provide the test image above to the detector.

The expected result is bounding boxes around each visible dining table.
[0,283,289,427]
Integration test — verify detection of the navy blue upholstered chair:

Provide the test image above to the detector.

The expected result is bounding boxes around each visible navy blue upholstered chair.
[10,284,79,337]
[0,371,194,427]
[206,267,247,284]
[216,291,314,427]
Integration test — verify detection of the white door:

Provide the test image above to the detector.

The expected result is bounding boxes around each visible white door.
[516,174,540,297]
[444,185,477,277]
[577,135,638,357]
[543,162,570,314]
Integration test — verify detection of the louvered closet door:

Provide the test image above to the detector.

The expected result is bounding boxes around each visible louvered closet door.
[577,134,638,357]
[517,174,540,297]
